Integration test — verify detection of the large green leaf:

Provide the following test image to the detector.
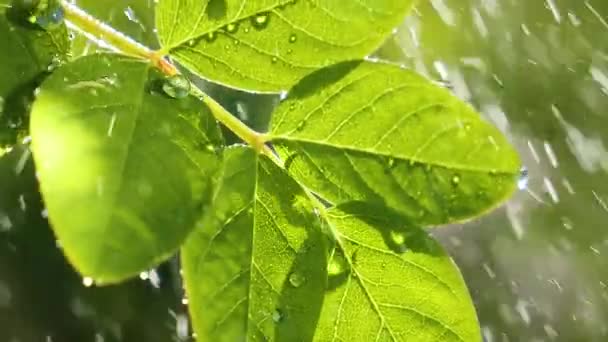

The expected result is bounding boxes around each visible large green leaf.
[182,146,327,341]
[269,61,521,226]
[156,0,415,92]
[0,0,69,147]
[316,202,480,341]
[30,53,223,283]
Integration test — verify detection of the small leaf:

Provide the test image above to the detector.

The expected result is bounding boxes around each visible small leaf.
[0,0,69,146]
[182,146,327,341]
[316,202,480,341]
[155,0,416,92]
[30,54,223,283]
[270,61,521,226]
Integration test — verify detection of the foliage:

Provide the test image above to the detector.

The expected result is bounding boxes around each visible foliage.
[0,0,521,340]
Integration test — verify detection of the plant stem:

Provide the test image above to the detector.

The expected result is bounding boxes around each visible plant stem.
[60,1,281,164]
[61,2,152,60]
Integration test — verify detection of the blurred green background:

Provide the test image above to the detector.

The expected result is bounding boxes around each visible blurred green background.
[1,0,607,341]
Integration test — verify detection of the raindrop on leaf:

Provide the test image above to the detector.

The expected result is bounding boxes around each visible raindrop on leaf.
[327,252,348,276]
[518,167,529,190]
[225,22,239,33]
[389,230,408,253]
[288,34,297,43]
[272,309,283,323]
[82,277,94,287]
[26,0,64,29]
[204,31,217,42]
[288,272,305,288]
[451,175,461,186]
[251,13,269,29]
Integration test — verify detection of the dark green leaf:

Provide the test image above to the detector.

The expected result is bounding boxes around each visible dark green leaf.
[182,146,327,341]
[0,0,69,147]
[270,61,521,226]
[156,0,416,92]
[30,53,223,283]
[315,202,480,341]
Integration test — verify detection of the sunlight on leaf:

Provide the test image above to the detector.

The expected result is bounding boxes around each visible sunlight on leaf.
[270,61,521,226]
[156,0,416,92]
[182,146,327,341]
[30,54,223,283]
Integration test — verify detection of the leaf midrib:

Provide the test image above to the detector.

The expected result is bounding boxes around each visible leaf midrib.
[91,61,149,276]
[270,137,518,174]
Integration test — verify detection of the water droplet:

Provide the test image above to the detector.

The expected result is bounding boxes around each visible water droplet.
[225,22,239,33]
[296,121,306,131]
[271,56,278,64]
[162,74,190,99]
[46,55,63,72]
[387,158,395,168]
[451,175,461,185]
[272,309,283,323]
[327,253,347,276]
[517,167,529,190]
[252,13,270,28]
[287,48,293,54]
[288,272,305,287]
[27,2,64,29]
[288,34,297,43]
[82,277,94,287]
[187,39,197,47]
[204,31,217,42]
[389,230,408,252]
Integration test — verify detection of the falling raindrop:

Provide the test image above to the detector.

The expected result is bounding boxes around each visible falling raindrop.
[288,272,305,287]
[517,168,529,190]
[162,74,191,99]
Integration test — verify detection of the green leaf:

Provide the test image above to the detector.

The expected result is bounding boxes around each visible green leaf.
[182,146,327,341]
[30,53,223,283]
[269,61,521,226]
[316,202,480,341]
[156,0,415,92]
[0,0,69,146]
